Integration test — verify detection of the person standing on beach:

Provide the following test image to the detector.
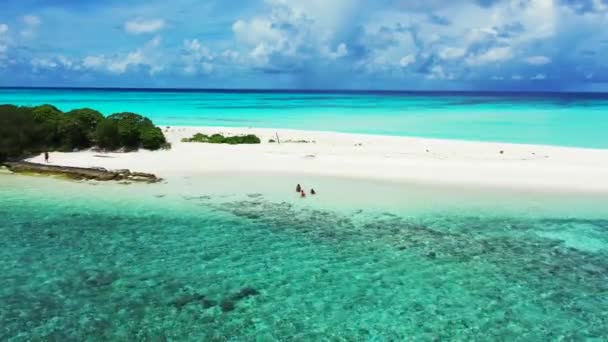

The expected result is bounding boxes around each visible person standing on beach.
[44,151,49,163]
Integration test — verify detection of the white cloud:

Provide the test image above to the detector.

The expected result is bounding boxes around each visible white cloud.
[82,37,164,75]
[439,47,466,60]
[0,24,8,57]
[427,65,454,80]
[83,55,105,69]
[512,74,522,80]
[30,55,79,71]
[466,46,513,66]
[181,38,215,75]
[124,18,166,35]
[531,73,547,80]
[231,0,359,70]
[31,58,57,69]
[232,19,284,47]
[23,15,41,27]
[326,42,348,59]
[525,56,551,65]
[399,54,416,67]
[107,51,143,73]
[21,15,41,38]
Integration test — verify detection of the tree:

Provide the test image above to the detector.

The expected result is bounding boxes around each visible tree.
[61,108,105,149]
[32,104,64,148]
[0,105,41,161]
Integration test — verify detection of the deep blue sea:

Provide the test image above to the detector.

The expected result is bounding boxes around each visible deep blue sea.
[2,88,608,148]
[1,88,608,340]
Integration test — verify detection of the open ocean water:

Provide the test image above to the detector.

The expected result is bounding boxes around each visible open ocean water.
[1,88,608,148]
[1,88,608,340]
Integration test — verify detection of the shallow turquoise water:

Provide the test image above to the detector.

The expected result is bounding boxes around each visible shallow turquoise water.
[2,88,608,148]
[1,174,607,340]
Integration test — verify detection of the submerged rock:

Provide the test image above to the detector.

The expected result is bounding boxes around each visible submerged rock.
[3,161,161,183]
[232,287,260,301]
[220,299,236,312]
[170,293,216,310]
[219,286,261,313]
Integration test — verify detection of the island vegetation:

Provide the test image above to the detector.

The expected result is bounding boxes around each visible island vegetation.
[0,104,168,162]
[181,133,261,145]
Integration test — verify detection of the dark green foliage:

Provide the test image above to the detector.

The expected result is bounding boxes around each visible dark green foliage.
[0,105,42,161]
[96,112,167,151]
[32,104,64,148]
[182,133,261,144]
[61,108,105,149]
[140,126,168,150]
[0,104,168,162]
[94,119,121,150]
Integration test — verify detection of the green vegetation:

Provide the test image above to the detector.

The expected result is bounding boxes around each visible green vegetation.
[181,133,261,145]
[0,104,168,162]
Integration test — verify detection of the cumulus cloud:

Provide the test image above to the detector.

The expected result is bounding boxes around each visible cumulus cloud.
[30,55,80,72]
[23,15,41,26]
[21,15,41,38]
[125,18,166,34]
[439,47,466,60]
[3,0,608,89]
[399,54,416,67]
[82,37,164,75]
[181,39,215,74]
[531,73,547,80]
[525,55,551,65]
[466,46,513,65]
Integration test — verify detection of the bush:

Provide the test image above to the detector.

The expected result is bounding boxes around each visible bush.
[62,108,105,148]
[1,104,168,159]
[140,126,167,150]
[32,104,64,148]
[93,112,167,151]
[181,133,261,145]
[94,119,121,150]
[0,105,41,161]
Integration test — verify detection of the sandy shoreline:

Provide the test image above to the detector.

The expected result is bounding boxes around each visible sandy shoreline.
[25,126,608,194]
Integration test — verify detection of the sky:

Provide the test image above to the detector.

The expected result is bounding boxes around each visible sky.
[0,0,607,91]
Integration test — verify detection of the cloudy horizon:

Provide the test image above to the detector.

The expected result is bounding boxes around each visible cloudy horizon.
[1,0,607,91]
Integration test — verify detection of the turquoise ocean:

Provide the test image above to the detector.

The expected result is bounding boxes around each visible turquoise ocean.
[1,88,608,148]
[1,88,608,340]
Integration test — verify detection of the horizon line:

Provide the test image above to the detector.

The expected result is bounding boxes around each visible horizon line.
[1,86,608,95]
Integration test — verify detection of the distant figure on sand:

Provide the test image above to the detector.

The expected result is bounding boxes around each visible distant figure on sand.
[300,190,306,198]
[296,184,302,192]
[44,151,49,163]
[311,189,316,195]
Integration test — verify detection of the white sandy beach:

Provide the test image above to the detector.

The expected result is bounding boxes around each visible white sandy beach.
[26,126,608,194]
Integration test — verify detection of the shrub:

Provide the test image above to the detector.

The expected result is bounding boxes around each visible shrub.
[32,104,64,148]
[64,108,105,148]
[0,105,40,161]
[140,126,167,150]
[94,119,121,150]
[1,104,168,159]
[181,133,261,144]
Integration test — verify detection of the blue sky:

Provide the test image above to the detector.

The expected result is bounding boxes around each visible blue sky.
[0,0,607,90]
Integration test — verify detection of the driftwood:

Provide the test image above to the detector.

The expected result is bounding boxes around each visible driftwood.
[3,161,161,183]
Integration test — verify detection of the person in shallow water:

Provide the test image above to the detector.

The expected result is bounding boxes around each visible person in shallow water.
[296,184,302,192]
[44,151,49,163]
[300,190,306,198]
[311,189,316,195]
